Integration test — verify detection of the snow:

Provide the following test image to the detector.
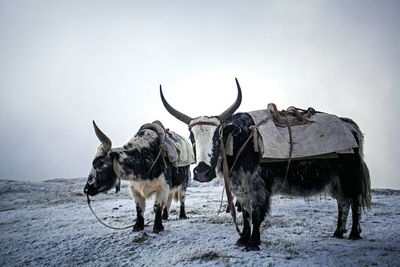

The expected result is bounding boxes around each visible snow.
[1,178,399,266]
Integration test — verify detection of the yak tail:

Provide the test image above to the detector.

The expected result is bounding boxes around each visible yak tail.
[341,117,371,208]
[354,121,371,209]
[172,190,180,202]
[360,160,372,208]
[354,122,371,209]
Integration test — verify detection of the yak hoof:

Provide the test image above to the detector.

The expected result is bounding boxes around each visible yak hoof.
[349,231,361,240]
[245,244,260,251]
[153,224,165,234]
[333,230,344,239]
[236,237,249,247]
[179,214,188,220]
[133,224,144,232]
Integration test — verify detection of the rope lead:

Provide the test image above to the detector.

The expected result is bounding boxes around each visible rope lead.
[86,194,135,230]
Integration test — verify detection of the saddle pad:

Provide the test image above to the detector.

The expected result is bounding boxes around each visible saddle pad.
[248,109,358,160]
[166,131,195,167]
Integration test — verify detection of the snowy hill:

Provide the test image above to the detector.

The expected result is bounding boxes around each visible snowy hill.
[1,178,399,266]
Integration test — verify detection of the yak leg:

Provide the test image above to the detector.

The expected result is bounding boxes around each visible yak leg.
[236,208,251,247]
[153,187,169,233]
[178,189,188,219]
[247,199,268,251]
[246,174,269,251]
[129,186,145,232]
[236,201,242,212]
[247,210,262,251]
[349,199,362,240]
[162,193,173,220]
[333,199,350,238]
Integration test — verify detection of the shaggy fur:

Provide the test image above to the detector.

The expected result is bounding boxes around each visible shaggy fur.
[191,112,371,251]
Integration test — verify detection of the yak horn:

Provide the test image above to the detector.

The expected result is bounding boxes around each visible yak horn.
[218,78,242,122]
[92,120,112,152]
[159,85,193,125]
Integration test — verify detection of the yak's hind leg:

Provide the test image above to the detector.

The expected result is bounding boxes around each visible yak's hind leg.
[333,198,350,238]
[153,186,169,233]
[349,199,362,240]
[162,193,173,220]
[129,186,145,232]
[178,189,188,219]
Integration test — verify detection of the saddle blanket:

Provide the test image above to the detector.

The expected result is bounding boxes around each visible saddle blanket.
[165,131,195,167]
[248,109,358,161]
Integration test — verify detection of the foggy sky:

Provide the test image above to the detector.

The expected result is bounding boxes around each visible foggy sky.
[0,0,399,189]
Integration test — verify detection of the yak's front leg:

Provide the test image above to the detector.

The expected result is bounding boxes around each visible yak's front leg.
[236,208,251,247]
[246,199,268,251]
[244,173,269,251]
[130,186,145,232]
[333,198,350,238]
[154,186,169,233]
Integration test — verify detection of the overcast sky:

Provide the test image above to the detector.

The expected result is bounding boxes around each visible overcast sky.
[0,0,399,189]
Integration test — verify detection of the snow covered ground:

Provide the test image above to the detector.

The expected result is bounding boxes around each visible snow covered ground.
[1,178,399,266]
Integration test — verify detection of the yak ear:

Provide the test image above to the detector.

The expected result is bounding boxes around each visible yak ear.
[223,124,241,137]
[222,124,241,156]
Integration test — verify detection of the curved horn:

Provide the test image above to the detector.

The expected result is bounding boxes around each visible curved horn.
[159,85,193,125]
[218,78,242,122]
[92,120,112,152]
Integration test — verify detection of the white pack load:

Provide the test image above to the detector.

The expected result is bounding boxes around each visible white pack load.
[248,104,358,162]
[165,131,195,167]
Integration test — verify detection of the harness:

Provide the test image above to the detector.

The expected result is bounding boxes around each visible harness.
[189,120,219,129]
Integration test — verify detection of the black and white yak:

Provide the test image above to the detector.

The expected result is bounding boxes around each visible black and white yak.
[159,79,371,251]
[84,120,191,233]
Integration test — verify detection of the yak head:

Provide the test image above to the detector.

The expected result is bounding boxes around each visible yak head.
[160,78,242,182]
[84,121,119,196]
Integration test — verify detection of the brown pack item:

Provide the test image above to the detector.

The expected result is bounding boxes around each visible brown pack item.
[267,103,314,127]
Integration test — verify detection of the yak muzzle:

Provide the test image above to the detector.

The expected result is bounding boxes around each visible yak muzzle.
[83,183,99,196]
[193,161,216,182]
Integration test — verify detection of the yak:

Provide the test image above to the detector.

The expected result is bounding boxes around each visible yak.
[84,120,192,233]
[159,79,371,250]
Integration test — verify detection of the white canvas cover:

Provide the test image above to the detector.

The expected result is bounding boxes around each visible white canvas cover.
[248,109,358,160]
[166,131,195,167]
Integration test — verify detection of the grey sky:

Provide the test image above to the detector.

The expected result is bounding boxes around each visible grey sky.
[0,0,399,189]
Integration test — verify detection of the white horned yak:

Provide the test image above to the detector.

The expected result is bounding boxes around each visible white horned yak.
[159,79,371,250]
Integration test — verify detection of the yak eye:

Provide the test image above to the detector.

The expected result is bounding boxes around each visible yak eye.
[93,158,103,169]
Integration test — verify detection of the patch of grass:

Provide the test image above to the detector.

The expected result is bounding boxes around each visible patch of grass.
[0,206,17,212]
[190,251,221,261]
[208,216,230,225]
[132,233,149,244]
[189,250,238,263]
[373,212,392,216]
[272,218,288,227]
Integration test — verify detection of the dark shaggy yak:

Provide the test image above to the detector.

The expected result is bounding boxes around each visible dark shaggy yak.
[159,79,371,251]
[84,121,190,233]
